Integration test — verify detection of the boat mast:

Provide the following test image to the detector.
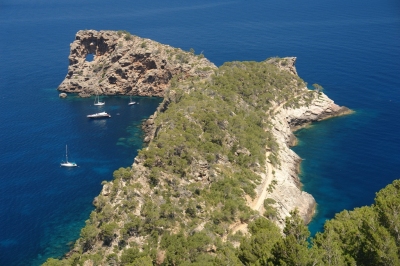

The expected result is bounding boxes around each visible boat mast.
[65,145,68,163]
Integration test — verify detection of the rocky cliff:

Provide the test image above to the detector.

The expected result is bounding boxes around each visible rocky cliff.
[265,93,351,226]
[57,30,216,97]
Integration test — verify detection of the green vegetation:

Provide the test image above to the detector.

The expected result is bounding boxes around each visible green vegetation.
[312,83,323,93]
[44,180,400,265]
[175,52,190,64]
[117,30,133,41]
[124,34,132,41]
[263,198,278,219]
[237,181,400,265]
[44,58,399,265]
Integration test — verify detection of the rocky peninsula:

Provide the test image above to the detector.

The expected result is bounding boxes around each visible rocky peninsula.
[51,30,352,265]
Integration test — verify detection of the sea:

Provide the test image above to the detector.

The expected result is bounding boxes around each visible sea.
[0,0,399,265]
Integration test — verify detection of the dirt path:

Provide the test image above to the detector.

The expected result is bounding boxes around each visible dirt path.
[231,151,275,234]
[250,151,274,212]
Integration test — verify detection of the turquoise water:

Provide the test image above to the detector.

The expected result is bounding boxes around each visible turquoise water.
[0,0,399,265]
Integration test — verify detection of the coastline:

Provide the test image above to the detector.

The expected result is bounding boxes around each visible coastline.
[264,93,352,227]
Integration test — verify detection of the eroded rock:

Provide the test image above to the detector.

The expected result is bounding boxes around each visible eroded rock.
[57,30,216,97]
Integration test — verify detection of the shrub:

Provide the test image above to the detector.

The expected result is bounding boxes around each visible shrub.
[124,33,132,41]
[100,222,118,246]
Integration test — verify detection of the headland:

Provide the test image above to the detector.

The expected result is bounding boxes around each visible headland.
[54,30,352,264]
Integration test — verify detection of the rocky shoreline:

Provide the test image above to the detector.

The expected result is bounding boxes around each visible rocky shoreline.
[265,93,352,227]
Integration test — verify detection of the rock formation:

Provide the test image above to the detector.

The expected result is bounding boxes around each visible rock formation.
[265,57,298,76]
[57,30,216,97]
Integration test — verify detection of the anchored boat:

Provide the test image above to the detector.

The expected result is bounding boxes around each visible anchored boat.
[94,91,105,106]
[128,95,136,105]
[60,145,77,167]
[87,111,111,118]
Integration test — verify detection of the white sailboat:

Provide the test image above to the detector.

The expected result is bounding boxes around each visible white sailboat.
[128,95,135,105]
[60,145,77,167]
[94,91,105,106]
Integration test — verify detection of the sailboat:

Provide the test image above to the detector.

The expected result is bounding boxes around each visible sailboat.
[128,94,135,105]
[60,145,77,167]
[94,91,105,106]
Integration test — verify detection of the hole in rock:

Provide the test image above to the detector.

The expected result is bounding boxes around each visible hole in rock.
[86,54,94,62]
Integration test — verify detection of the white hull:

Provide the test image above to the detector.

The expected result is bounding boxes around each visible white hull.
[87,111,111,118]
[61,162,77,167]
[61,145,77,167]
[94,93,105,106]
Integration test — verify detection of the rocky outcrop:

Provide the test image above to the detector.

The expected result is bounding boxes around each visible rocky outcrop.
[265,93,352,226]
[57,30,216,97]
[265,57,298,76]
[286,95,352,131]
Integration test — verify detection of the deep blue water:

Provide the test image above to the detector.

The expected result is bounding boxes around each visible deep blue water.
[0,0,399,265]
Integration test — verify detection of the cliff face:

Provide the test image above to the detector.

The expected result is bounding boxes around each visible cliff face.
[265,93,352,226]
[57,30,216,97]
